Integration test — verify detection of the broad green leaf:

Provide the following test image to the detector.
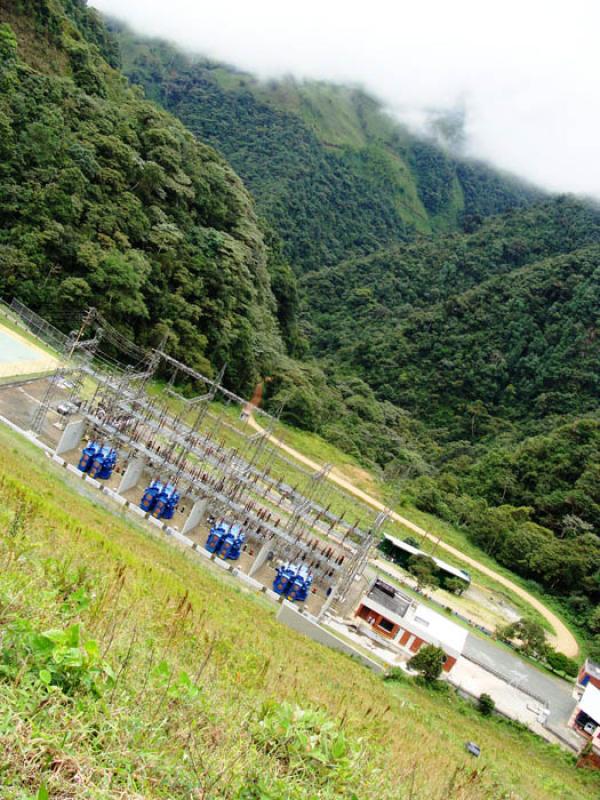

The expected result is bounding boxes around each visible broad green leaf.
[39,669,52,685]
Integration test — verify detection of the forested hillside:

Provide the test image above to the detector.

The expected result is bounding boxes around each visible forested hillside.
[0,0,435,479]
[305,198,600,429]
[111,24,542,272]
[0,0,299,394]
[302,198,600,645]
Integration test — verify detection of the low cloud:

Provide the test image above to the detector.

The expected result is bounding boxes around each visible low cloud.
[93,0,600,197]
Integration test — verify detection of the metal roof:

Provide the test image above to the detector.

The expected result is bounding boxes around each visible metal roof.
[579,683,600,723]
[367,579,412,618]
[406,602,468,656]
[382,533,471,583]
[584,658,600,680]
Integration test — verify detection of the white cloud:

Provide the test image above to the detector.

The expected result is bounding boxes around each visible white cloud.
[92,0,600,196]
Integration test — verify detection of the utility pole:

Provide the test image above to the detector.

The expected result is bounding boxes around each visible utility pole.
[68,307,96,359]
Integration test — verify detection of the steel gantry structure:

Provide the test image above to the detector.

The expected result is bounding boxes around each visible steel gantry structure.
[8,300,385,609]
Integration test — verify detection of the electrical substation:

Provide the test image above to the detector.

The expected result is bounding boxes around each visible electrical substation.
[0,299,388,616]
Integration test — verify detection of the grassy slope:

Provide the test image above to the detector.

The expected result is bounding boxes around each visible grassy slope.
[0,425,597,799]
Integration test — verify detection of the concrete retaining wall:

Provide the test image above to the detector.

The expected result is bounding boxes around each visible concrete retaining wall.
[277,602,384,673]
[234,571,264,591]
[182,497,207,535]
[55,419,85,455]
[118,457,145,494]
[66,463,83,477]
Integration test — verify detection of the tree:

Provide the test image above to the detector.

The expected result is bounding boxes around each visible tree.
[588,606,600,634]
[466,400,490,440]
[587,637,600,663]
[404,536,421,549]
[407,555,439,592]
[408,645,446,683]
[498,619,548,659]
[444,577,467,596]
[478,693,495,716]
[560,514,594,539]
[545,651,579,677]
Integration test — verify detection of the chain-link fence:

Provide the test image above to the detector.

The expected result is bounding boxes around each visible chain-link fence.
[3,297,71,353]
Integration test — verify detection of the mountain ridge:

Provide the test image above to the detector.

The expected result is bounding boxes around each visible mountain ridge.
[110,21,543,272]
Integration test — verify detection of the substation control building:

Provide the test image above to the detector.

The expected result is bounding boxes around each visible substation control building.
[354,578,468,672]
[569,683,600,751]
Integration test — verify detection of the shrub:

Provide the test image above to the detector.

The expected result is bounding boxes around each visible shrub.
[546,650,579,677]
[0,619,113,697]
[478,693,496,716]
[407,555,440,591]
[445,577,467,596]
[408,645,446,683]
[498,619,548,659]
[253,702,363,796]
[383,666,409,683]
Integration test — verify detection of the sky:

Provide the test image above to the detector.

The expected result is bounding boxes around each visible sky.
[92,0,600,197]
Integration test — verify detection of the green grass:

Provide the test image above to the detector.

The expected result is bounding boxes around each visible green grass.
[271,415,384,497]
[0,424,597,799]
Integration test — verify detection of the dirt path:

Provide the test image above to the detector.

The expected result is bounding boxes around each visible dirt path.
[247,414,579,657]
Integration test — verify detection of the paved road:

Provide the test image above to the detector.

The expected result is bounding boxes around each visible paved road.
[464,635,574,727]
[247,414,579,657]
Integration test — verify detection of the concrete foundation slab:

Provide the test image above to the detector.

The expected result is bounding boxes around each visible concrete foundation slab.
[67,463,84,477]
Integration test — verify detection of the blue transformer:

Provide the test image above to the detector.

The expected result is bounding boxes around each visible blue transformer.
[286,565,313,603]
[89,445,117,480]
[205,525,224,554]
[273,562,313,602]
[152,483,180,520]
[205,523,245,560]
[78,441,101,473]
[218,524,245,560]
[140,479,163,513]
[273,563,294,596]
